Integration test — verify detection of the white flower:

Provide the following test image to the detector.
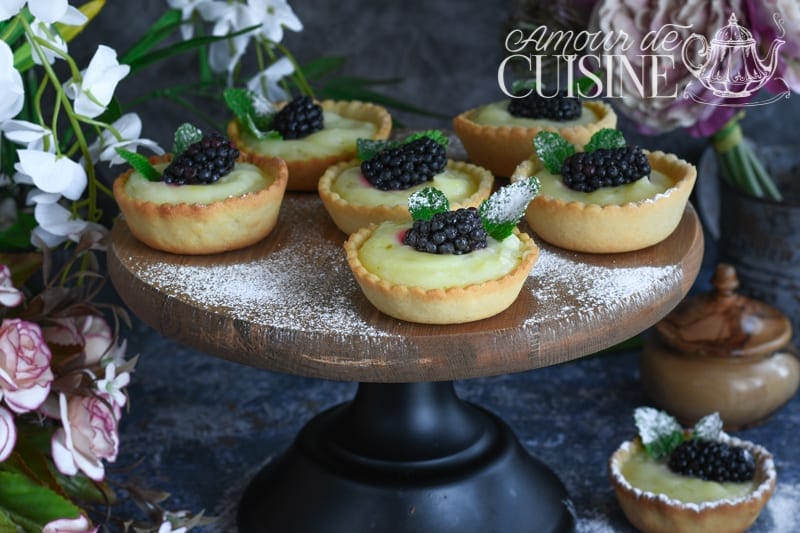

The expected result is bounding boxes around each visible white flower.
[0,40,24,123]
[28,0,86,25]
[95,362,129,410]
[0,406,15,462]
[249,0,302,43]
[157,521,187,533]
[0,0,25,21]
[88,113,164,166]
[28,193,87,247]
[2,120,56,152]
[14,149,87,200]
[27,19,68,65]
[246,56,294,102]
[42,514,97,533]
[64,45,130,119]
[198,0,260,74]
[168,0,212,40]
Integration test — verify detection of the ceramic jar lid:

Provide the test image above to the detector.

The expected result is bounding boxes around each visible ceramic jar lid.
[655,263,793,358]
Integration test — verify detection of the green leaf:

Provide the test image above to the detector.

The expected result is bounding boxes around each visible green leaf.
[408,188,449,221]
[120,9,182,65]
[115,148,161,181]
[402,130,448,148]
[692,412,723,441]
[173,122,203,155]
[479,177,540,240]
[533,131,575,174]
[300,56,346,80]
[223,88,254,123]
[584,128,626,153]
[511,78,538,94]
[573,71,603,95]
[634,407,685,460]
[243,114,280,140]
[0,471,84,530]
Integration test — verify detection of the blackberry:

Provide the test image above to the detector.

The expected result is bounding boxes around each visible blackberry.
[162,132,239,185]
[272,96,323,139]
[403,207,487,255]
[560,146,650,192]
[361,137,447,191]
[667,439,756,483]
[508,90,581,121]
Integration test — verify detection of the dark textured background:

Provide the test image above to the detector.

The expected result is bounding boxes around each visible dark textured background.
[68,2,800,531]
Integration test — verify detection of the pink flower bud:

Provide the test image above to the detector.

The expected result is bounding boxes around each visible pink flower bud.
[0,318,54,413]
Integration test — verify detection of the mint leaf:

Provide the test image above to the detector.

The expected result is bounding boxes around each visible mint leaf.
[584,128,626,153]
[244,114,280,140]
[224,88,254,123]
[402,130,449,148]
[173,123,203,155]
[225,88,278,139]
[115,148,160,181]
[479,177,540,240]
[408,187,449,221]
[634,407,684,460]
[533,131,575,174]
[573,71,603,95]
[692,412,723,441]
[511,78,538,94]
[357,130,449,161]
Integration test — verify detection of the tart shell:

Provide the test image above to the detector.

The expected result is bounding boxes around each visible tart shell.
[453,100,616,177]
[345,226,539,324]
[609,436,776,533]
[113,153,288,255]
[511,151,697,253]
[228,100,392,191]
[318,159,494,235]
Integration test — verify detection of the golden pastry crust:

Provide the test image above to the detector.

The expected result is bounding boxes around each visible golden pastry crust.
[609,436,776,533]
[318,159,494,235]
[453,100,616,177]
[511,151,696,253]
[228,100,392,191]
[345,226,539,324]
[113,153,288,255]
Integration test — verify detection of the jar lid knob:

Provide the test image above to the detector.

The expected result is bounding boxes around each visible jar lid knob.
[712,263,739,297]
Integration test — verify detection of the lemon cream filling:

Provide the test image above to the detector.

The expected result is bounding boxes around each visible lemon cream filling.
[358,221,525,290]
[332,165,480,207]
[470,100,597,128]
[534,168,673,205]
[236,110,377,161]
[621,448,756,504]
[125,162,270,205]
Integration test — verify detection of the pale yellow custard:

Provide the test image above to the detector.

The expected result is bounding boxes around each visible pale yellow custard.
[621,447,755,504]
[357,221,526,290]
[332,166,480,208]
[536,168,674,205]
[235,111,376,161]
[124,162,271,205]
[470,100,598,129]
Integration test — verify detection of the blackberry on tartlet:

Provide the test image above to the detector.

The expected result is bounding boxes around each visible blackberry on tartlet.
[271,96,324,140]
[507,90,582,121]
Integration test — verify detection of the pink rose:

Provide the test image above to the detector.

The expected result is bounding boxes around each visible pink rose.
[590,0,748,136]
[43,514,98,533]
[0,406,16,461]
[43,314,114,368]
[51,393,119,481]
[0,318,54,413]
[0,265,23,307]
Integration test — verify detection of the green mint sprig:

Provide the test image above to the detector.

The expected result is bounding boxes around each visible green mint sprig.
[223,88,281,141]
[633,408,725,461]
[173,122,203,155]
[357,130,449,162]
[533,131,575,174]
[115,149,160,182]
[479,177,540,240]
[572,71,604,96]
[583,128,626,153]
[510,78,538,95]
[408,187,449,221]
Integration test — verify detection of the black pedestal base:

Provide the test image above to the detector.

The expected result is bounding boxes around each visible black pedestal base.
[238,382,574,533]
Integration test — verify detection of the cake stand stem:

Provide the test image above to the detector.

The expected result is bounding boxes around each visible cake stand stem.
[238,381,574,533]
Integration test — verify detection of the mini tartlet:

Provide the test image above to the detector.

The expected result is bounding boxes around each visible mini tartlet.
[319,155,494,235]
[609,409,776,533]
[453,98,616,177]
[228,99,391,191]
[511,131,697,253]
[344,181,540,324]
[114,151,288,255]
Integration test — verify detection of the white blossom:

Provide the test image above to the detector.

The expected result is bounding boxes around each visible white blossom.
[249,0,302,43]
[28,193,87,248]
[2,120,56,152]
[0,41,24,123]
[64,45,130,119]
[95,363,129,410]
[0,0,25,21]
[14,149,87,200]
[168,0,212,40]
[28,0,86,25]
[198,0,260,75]
[246,56,294,102]
[88,113,164,166]
[27,19,68,65]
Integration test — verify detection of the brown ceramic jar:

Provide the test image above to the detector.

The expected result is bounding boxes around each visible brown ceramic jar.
[640,263,799,430]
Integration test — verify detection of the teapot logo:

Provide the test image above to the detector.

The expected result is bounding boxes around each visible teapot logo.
[682,13,789,105]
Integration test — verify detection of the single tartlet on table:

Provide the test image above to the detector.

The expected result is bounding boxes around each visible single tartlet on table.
[225,90,391,191]
[453,86,617,177]
[609,407,776,533]
[511,128,697,253]
[345,179,540,325]
[318,130,494,235]
[113,123,288,255]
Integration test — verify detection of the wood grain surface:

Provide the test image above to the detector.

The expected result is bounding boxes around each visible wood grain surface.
[108,193,704,382]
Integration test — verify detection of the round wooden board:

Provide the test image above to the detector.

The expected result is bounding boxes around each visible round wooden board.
[108,194,703,382]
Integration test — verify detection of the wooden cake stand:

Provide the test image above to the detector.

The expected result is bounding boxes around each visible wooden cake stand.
[108,194,703,533]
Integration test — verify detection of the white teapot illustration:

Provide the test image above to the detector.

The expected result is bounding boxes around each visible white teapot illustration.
[682,13,784,98]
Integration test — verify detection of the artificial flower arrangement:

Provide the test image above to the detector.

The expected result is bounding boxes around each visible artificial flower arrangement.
[0,0,380,530]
